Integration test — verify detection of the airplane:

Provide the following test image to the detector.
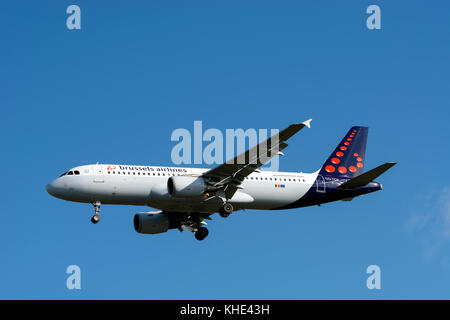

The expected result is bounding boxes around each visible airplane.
[46,120,396,241]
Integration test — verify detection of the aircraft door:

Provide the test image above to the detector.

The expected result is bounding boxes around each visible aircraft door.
[316,175,326,193]
[93,164,105,183]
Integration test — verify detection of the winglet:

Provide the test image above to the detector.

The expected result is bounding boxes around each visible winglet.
[302,118,312,128]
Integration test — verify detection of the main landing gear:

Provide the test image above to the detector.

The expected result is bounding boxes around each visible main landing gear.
[91,201,101,224]
[194,227,209,241]
[219,202,233,218]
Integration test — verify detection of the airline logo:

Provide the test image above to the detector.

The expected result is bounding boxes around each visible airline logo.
[275,184,285,188]
[322,127,367,177]
[105,165,187,173]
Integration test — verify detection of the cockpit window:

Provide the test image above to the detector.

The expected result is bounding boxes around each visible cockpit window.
[60,170,80,176]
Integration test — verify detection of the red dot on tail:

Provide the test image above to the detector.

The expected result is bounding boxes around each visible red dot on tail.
[349,166,357,173]
[347,138,352,141]
[325,165,335,173]
[344,142,350,146]
[354,153,359,157]
[338,166,347,174]
[357,162,363,168]
[331,158,340,164]
[336,151,344,157]
[340,146,347,151]
[357,157,363,162]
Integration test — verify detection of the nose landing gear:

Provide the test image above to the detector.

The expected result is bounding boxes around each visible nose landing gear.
[91,201,101,224]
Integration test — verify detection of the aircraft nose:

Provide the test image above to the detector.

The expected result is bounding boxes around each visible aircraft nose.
[46,180,56,196]
[46,179,63,197]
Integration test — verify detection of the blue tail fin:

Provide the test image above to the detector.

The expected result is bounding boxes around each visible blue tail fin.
[319,126,368,179]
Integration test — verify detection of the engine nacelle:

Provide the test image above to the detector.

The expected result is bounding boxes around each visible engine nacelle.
[167,176,208,198]
[133,213,169,234]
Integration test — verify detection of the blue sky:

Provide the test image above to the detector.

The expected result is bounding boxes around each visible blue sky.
[1,1,450,299]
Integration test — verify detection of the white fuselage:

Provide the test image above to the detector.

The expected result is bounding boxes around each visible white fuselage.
[46,164,319,213]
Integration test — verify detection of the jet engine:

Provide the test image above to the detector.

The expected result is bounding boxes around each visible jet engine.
[167,176,211,198]
[134,213,169,234]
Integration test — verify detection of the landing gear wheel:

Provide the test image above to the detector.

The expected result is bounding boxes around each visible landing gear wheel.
[219,203,233,218]
[91,201,101,224]
[194,227,209,241]
[91,215,100,224]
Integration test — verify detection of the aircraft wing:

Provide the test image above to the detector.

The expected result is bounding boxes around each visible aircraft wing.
[202,119,312,200]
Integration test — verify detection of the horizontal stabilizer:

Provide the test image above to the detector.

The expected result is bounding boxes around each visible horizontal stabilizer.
[338,162,397,189]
